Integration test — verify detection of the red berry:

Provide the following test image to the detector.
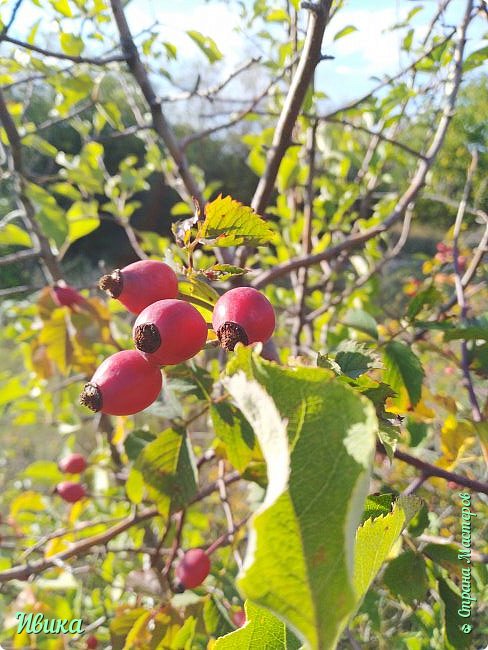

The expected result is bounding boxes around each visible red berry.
[85,635,98,649]
[98,260,178,314]
[175,548,211,589]
[79,350,162,416]
[232,609,246,627]
[51,283,86,308]
[133,299,208,366]
[59,453,87,474]
[212,287,275,351]
[56,481,86,503]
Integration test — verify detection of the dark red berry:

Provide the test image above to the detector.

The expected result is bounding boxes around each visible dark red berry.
[59,453,87,474]
[56,481,86,503]
[51,283,86,308]
[232,609,246,627]
[79,350,162,416]
[85,635,98,649]
[133,299,208,366]
[212,287,275,351]
[175,548,211,589]
[98,260,178,315]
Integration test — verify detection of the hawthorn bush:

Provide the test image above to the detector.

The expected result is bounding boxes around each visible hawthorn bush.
[0,1,487,649]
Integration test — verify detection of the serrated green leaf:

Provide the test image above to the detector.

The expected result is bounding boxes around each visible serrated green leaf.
[186,30,223,63]
[199,195,276,247]
[383,551,429,604]
[342,309,378,340]
[335,341,378,379]
[215,601,301,649]
[131,429,197,516]
[0,224,32,248]
[224,349,378,649]
[361,494,394,524]
[333,25,358,41]
[317,353,342,375]
[210,402,256,473]
[354,495,422,602]
[383,341,424,407]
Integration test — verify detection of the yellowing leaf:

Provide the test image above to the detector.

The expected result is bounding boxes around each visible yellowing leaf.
[199,195,276,247]
[59,32,85,56]
[10,491,46,518]
[0,224,32,248]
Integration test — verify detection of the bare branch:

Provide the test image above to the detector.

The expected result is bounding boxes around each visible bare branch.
[452,150,484,426]
[1,35,126,66]
[109,0,204,209]
[251,1,333,217]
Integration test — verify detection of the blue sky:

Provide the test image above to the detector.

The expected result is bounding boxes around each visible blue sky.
[5,0,488,109]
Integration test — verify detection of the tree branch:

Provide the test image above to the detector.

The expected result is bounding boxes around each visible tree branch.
[108,0,204,209]
[0,87,62,282]
[1,35,126,65]
[251,0,473,289]
[250,0,333,218]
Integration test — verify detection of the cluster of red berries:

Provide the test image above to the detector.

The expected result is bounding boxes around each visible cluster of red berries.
[55,453,88,503]
[75,260,275,417]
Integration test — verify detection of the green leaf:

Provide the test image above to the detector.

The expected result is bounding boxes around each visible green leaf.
[361,493,394,524]
[354,496,422,602]
[131,429,197,516]
[202,264,249,281]
[402,28,414,52]
[333,25,358,41]
[316,353,341,375]
[186,30,223,63]
[0,224,32,248]
[438,577,472,649]
[124,429,156,461]
[66,200,100,243]
[59,33,84,56]
[215,601,301,649]
[342,309,378,340]
[382,551,429,604]
[224,349,378,649]
[407,286,441,319]
[266,9,290,22]
[199,195,276,247]
[22,461,63,486]
[210,402,256,473]
[335,341,379,379]
[383,341,424,407]
[463,46,488,72]
[50,0,73,17]
[422,543,462,577]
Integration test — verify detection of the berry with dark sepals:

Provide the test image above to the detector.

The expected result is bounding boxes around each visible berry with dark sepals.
[59,453,87,474]
[56,481,86,503]
[51,283,86,309]
[212,287,275,351]
[79,350,162,416]
[133,299,207,366]
[175,548,211,590]
[98,260,178,315]
[85,635,98,649]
